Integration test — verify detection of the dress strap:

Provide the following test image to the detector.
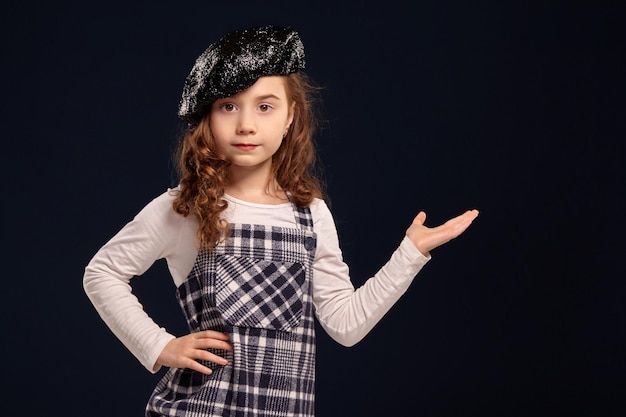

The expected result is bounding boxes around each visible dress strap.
[286,192,314,233]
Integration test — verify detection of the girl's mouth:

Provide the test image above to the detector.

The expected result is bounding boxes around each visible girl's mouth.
[234,144,258,151]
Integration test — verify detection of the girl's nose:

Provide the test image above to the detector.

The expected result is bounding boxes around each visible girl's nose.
[236,109,256,135]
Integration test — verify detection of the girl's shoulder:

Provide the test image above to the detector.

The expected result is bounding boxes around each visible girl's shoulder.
[138,187,178,212]
[309,197,335,225]
[134,187,195,226]
[309,196,329,212]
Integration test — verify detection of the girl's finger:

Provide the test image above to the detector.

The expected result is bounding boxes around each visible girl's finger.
[194,337,233,351]
[193,349,230,366]
[412,211,427,226]
[194,330,230,341]
[186,359,215,376]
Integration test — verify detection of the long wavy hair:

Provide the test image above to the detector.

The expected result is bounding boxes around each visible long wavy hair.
[172,72,326,251]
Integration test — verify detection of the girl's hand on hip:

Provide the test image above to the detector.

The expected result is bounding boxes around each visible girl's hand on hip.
[406,209,479,257]
[156,330,233,375]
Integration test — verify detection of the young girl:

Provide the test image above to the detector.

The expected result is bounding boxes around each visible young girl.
[83,25,479,417]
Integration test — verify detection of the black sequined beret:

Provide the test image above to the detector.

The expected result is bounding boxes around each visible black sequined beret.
[178,25,306,125]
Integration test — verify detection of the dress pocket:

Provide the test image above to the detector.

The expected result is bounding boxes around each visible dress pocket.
[214,254,306,331]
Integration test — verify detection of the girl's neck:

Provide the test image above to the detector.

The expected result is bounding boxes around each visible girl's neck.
[225,167,288,205]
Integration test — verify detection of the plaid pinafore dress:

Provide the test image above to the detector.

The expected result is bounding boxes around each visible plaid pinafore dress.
[146,202,317,417]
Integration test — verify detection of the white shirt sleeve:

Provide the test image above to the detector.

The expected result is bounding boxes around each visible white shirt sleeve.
[310,200,430,347]
[83,189,190,373]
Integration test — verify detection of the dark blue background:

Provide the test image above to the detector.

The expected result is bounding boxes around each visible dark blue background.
[1,1,625,416]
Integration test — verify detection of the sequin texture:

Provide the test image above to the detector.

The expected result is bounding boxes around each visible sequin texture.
[178,25,306,125]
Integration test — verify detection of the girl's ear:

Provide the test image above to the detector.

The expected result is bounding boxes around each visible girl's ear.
[287,102,296,128]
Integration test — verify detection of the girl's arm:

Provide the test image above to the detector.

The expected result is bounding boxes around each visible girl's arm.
[311,200,478,347]
[83,191,182,372]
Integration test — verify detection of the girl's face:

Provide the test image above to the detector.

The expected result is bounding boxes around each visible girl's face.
[210,76,294,174]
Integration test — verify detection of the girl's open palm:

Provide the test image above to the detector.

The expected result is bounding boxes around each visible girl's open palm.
[406,209,479,256]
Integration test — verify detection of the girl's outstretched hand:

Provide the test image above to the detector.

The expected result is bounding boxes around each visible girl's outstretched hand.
[155,330,233,375]
[406,209,479,257]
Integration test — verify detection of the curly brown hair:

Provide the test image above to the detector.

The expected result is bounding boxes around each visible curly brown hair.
[172,72,326,250]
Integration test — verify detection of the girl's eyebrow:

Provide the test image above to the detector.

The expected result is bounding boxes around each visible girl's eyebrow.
[256,94,282,101]
[216,93,282,103]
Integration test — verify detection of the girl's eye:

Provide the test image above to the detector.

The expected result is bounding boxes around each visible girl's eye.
[258,104,272,112]
[223,103,236,111]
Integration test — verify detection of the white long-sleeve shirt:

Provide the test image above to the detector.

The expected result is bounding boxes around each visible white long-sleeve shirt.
[83,188,430,372]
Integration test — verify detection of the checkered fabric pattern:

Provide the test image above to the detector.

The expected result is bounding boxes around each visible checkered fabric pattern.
[146,205,317,416]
